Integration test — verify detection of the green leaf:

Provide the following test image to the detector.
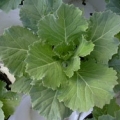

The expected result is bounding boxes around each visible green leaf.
[87,11,120,64]
[0,26,39,77]
[0,0,21,12]
[26,41,67,90]
[38,3,88,45]
[0,101,4,120]
[20,0,62,32]
[86,119,95,120]
[115,110,120,120]
[105,0,109,3]
[30,84,72,120]
[87,110,120,120]
[93,98,120,119]
[63,56,80,78]
[98,115,115,120]
[53,42,75,60]
[106,0,120,15]
[1,97,20,119]
[58,61,117,112]
[11,76,32,94]
[109,47,120,93]
[0,81,20,118]
[1,92,20,119]
[57,37,94,78]
[0,81,6,96]
[75,37,94,57]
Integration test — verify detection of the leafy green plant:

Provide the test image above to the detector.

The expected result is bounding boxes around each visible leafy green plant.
[0,0,120,120]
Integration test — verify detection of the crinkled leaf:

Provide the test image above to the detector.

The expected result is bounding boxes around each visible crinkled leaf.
[20,0,62,32]
[53,42,75,60]
[0,101,4,120]
[38,3,88,45]
[11,76,32,94]
[106,0,120,15]
[26,41,67,90]
[87,11,120,64]
[58,61,117,112]
[30,84,72,120]
[0,0,21,12]
[0,26,39,77]
[63,56,80,78]
[93,98,120,119]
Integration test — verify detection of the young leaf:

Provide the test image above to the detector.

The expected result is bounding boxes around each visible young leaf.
[0,26,39,77]
[0,101,4,120]
[55,37,94,78]
[53,42,75,60]
[0,0,21,12]
[20,0,62,32]
[30,84,72,120]
[63,56,80,78]
[11,76,32,94]
[87,11,120,64]
[58,61,117,112]
[26,41,67,90]
[106,0,120,15]
[38,3,88,45]
[74,37,94,57]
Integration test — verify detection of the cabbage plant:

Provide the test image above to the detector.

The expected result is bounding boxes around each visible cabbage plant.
[0,0,120,120]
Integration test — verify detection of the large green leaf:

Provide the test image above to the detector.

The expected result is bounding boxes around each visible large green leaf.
[106,0,120,15]
[93,98,120,119]
[58,61,117,112]
[0,0,21,12]
[0,101,4,120]
[20,0,62,32]
[87,11,120,64]
[26,41,67,90]
[38,3,88,45]
[0,26,39,76]
[30,84,72,120]
[11,76,32,94]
